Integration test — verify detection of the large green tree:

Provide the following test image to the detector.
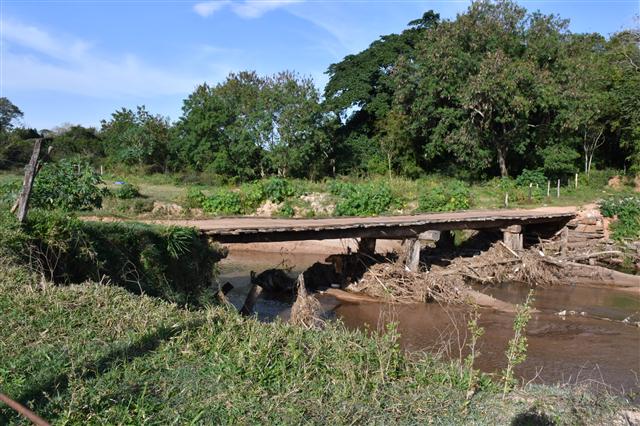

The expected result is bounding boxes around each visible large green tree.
[100,106,171,171]
[324,11,440,175]
[393,0,568,178]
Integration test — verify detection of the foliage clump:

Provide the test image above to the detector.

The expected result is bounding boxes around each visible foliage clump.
[201,190,244,215]
[262,177,295,203]
[0,210,224,305]
[30,160,107,210]
[599,196,640,240]
[333,182,397,216]
[113,182,141,199]
[418,180,471,212]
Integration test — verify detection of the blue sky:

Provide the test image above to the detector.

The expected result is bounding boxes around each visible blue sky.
[1,0,638,130]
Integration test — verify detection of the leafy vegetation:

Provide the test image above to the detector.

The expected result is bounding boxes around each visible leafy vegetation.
[599,196,640,240]
[113,182,141,199]
[0,210,224,305]
[418,180,471,212]
[0,262,625,424]
[333,182,398,216]
[30,160,107,211]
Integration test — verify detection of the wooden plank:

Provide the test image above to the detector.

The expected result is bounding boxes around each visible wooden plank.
[204,215,573,243]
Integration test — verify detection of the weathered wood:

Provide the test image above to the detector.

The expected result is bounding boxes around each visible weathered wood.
[14,138,43,223]
[404,238,421,272]
[560,227,569,256]
[239,281,263,316]
[502,225,523,251]
[150,209,574,244]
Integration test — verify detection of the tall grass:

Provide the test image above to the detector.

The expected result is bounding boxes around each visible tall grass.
[0,261,624,425]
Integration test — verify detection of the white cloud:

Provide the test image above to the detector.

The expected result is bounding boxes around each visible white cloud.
[0,19,216,98]
[231,0,301,19]
[193,0,301,19]
[193,1,230,18]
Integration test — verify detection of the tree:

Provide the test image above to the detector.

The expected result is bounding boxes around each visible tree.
[324,11,440,175]
[606,29,640,174]
[100,106,171,171]
[173,72,267,180]
[392,0,566,178]
[559,34,612,175]
[0,98,23,133]
[264,71,329,179]
[50,125,103,161]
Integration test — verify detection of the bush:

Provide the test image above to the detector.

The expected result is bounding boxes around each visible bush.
[275,201,295,218]
[418,180,471,212]
[0,210,225,305]
[0,180,21,205]
[515,169,547,189]
[113,182,141,199]
[262,177,295,203]
[202,190,243,215]
[240,181,266,211]
[599,196,640,240]
[31,160,107,211]
[185,187,205,209]
[334,183,397,216]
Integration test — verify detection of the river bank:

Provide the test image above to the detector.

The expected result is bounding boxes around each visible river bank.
[0,260,635,425]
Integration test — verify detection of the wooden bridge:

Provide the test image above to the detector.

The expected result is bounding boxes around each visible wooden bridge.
[154,207,576,245]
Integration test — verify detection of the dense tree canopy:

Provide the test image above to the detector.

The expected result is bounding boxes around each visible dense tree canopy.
[1,1,638,180]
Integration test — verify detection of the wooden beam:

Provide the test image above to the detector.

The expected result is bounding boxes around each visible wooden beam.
[204,216,573,244]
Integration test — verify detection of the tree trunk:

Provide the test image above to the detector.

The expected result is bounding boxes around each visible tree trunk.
[497,145,508,178]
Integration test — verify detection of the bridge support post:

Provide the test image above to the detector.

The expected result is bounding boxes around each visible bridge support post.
[358,238,376,256]
[502,225,523,251]
[405,239,421,272]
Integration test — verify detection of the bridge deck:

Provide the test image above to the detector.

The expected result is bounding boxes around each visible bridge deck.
[151,207,576,243]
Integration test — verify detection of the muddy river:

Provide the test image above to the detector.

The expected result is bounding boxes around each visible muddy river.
[219,249,640,395]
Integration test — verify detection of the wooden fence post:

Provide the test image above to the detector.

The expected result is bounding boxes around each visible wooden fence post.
[14,138,43,223]
[556,179,560,198]
[547,180,550,197]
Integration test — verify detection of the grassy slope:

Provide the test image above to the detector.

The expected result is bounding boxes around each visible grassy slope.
[0,262,623,425]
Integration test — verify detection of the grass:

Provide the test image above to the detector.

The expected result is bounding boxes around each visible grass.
[0,261,628,425]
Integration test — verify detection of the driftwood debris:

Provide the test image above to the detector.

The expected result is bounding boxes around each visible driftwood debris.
[289,274,324,329]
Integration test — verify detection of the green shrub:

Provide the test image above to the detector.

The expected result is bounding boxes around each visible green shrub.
[31,160,107,211]
[0,210,224,305]
[240,181,266,211]
[275,201,295,218]
[418,180,471,212]
[114,182,141,199]
[515,169,547,188]
[202,190,243,215]
[334,183,397,216]
[185,187,205,209]
[0,180,21,205]
[262,177,295,203]
[599,196,640,240]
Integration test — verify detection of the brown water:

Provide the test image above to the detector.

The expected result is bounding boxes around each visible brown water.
[219,250,640,394]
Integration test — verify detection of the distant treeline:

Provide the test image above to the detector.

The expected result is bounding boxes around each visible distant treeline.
[1,0,638,180]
